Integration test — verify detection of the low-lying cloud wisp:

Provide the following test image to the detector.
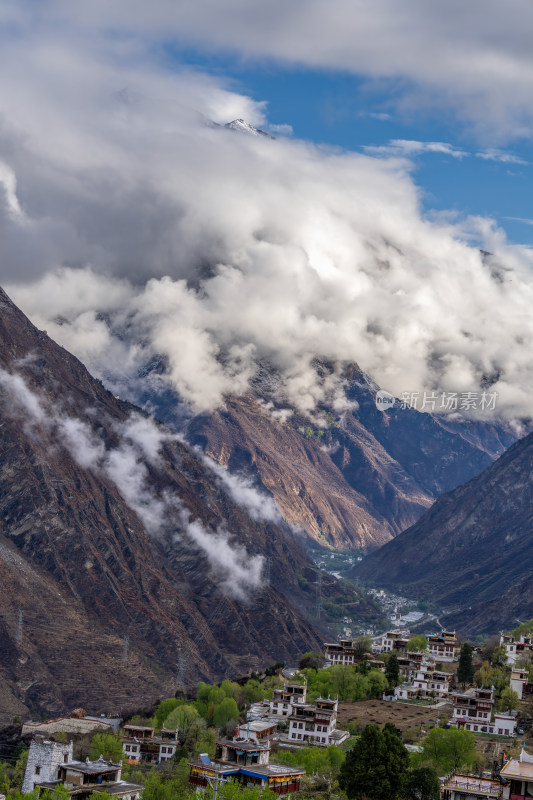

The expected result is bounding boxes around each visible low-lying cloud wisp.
[0,368,264,598]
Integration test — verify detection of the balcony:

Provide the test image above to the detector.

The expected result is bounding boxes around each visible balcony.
[442,778,502,798]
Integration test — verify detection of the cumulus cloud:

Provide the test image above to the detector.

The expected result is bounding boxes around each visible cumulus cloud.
[0,9,533,422]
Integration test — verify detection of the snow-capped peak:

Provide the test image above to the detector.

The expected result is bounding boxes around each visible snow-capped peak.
[224,119,274,139]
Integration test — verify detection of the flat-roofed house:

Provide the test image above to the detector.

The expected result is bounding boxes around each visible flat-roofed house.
[188,738,305,794]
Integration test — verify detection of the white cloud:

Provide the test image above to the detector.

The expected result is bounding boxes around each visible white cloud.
[0,369,49,426]
[504,217,533,226]
[0,13,532,422]
[34,0,533,139]
[268,123,293,136]
[476,149,528,165]
[364,139,468,159]
[176,513,264,601]
[199,452,282,523]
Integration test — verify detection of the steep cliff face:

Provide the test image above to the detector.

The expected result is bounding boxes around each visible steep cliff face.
[187,363,517,549]
[2,287,375,723]
[353,431,533,634]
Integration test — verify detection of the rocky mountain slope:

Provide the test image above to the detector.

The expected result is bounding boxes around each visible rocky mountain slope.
[185,362,518,549]
[0,286,380,724]
[353,431,533,634]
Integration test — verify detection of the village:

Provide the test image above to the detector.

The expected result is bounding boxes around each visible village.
[2,621,533,800]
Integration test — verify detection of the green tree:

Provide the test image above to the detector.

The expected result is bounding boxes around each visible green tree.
[492,644,508,667]
[353,636,372,658]
[419,727,476,773]
[89,733,123,763]
[407,635,428,653]
[164,704,200,740]
[385,653,400,689]
[330,665,355,700]
[214,697,239,729]
[404,767,440,800]
[367,669,388,698]
[12,747,29,790]
[499,686,520,713]
[339,723,409,800]
[474,660,494,688]
[154,698,180,729]
[512,619,533,637]
[299,652,324,670]
[457,643,475,688]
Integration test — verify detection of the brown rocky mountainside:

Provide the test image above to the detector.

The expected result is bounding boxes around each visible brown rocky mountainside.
[186,363,517,549]
[353,431,533,634]
[0,286,379,724]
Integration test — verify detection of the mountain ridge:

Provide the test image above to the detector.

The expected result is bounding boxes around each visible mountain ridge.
[1,285,369,723]
[352,428,533,634]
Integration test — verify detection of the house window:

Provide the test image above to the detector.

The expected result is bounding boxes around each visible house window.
[35,766,41,776]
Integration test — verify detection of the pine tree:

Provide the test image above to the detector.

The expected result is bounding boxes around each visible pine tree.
[457,643,474,688]
[404,767,441,800]
[339,723,409,800]
[385,653,400,689]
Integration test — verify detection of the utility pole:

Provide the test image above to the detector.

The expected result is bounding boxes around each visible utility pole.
[264,557,271,586]
[15,610,23,645]
[206,770,229,800]
[316,571,322,620]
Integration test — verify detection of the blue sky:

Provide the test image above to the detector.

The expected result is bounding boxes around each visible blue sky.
[166,45,533,247]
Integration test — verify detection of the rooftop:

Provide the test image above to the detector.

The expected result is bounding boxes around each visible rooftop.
[239,722,276,732]
[217,739,270,752]
[62,759,120,775]
[189,758,305,778]
[501,759,533,779]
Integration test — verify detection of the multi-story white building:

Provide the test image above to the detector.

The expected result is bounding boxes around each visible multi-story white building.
[426,631,457,662]
[394,657,452,700]
[510,667,533,700]
[270,682,307,716]
[122,724,177,763]
[22,739,74,794]
[372,630,410,655]
[500,633,533,666]
[324,639,357,665]
[287,698,349,746]
[450,687,516,736]
[24,747,143,800]
[374,629,457,661]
